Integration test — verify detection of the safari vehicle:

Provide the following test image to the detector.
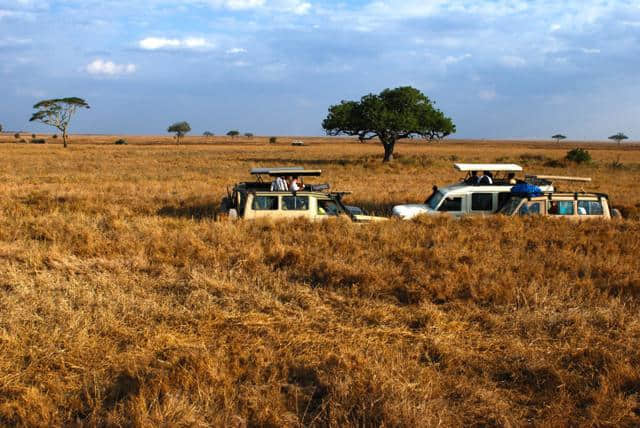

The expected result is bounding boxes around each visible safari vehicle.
[218,167,386,223]
[392,163,555,219]
[498,175,620,220]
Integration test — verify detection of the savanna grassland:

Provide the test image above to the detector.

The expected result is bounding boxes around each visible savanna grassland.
[1,135,640,426]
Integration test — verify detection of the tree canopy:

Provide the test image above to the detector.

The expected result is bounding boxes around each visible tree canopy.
[167,121,191,144]
[227,130,240,137]
[203,131,214,137]
[552,134,567,143]
[322,86,455,162]
[609,133,629,144]
[29,97,90,148]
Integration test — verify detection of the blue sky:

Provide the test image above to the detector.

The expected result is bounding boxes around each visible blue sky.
[1,0,639,139]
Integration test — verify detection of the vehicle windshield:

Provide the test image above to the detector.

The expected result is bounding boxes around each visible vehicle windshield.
[499,197,523,215]
[426,191,445,210]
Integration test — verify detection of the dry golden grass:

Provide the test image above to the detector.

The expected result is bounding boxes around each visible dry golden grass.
[1,136,640,426]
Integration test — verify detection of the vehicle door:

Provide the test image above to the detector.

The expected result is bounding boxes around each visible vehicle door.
[576,198,607,220]
[281,194,312,219]
[437,194,465,217]
[245,194,280,219]
[469,192,494,216]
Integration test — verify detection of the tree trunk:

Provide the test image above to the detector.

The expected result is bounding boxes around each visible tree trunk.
[382,140,396,162]
[62,130,68,148]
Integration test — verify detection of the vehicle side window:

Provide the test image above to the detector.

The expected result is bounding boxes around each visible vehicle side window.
[472,193,493,211]
[549,200,574,215]
[578,200,603,215]
[498,192,511,210]
[252,195,278,210]
[282,196,309,211]
[518,202,541,216]
[439,197,462,212]
[318,200,340,215]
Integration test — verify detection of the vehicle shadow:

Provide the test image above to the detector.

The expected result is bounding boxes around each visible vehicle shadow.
[157,202,218,220]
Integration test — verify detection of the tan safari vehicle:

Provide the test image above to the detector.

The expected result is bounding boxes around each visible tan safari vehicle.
[498,175,621,220]
[217,167,387,223]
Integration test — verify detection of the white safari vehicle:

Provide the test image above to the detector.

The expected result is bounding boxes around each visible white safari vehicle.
[498,175,620,220]
[218,167,386,223]
[392,163,555,219]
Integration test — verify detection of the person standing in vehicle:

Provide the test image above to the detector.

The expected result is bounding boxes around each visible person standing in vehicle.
[479,171,493,185]
[270,175,288,191]
[466,171,480,185]
[507,172,517,185]
[290,176,305,192]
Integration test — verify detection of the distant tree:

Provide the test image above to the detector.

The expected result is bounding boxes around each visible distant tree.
[227,130,240,138]
[29,97,90,148]
[52,134,58,139]
[32,133,36,139]
[203,131,214,137]
[14,133,20,139]
[0,124,3,133]
[244,132,254,138]
[609,132,629,145]
[269,136,277,144]
[322,86,455,162]
[167,121,191,144]
[552,134,566,143]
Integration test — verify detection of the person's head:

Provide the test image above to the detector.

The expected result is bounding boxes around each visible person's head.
[483,170,490,176]
[471,171,478,176]
[508,172,515,179]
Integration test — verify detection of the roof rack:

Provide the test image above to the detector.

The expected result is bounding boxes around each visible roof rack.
[454,163,523,172]
[525,175,591,183]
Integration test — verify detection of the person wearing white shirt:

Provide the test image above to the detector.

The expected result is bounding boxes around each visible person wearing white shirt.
[270,176,288,191]
[290,176,305,192]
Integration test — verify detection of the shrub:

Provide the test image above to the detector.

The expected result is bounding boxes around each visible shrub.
[31,138,46,144]
[32,133,37,139]
[269,137,277,144]
[14,133,20,139]
[565,148,592,164]
[244,132,254,138]
[543,158,566,168]
[52,134,58,139]
[115,139,128,145]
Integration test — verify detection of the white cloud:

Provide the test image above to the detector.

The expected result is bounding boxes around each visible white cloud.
[478,89,497,101]
[226,47,247,54]
[138,37,214,50]
[86,59,136,76]
[500,55,526,68]
[0,37,31,46]
[581,48,600,54]
[443,53,471,65]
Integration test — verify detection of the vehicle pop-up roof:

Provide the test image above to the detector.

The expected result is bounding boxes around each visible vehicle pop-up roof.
[250,167,322,178]
[454,163,523,172]
[524,175,592,190]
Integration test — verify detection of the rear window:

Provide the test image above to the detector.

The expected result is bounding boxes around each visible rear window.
[282,196,309,211]
[252,195,278,210]
[578,200,603,215]
[472,193,493,211]
[439,197,462,212]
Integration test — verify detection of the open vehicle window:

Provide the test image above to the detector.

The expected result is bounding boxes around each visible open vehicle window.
[318,200,340,215]
[439,197,462,212]
[578,200,603,215]
[549,200,574,216]
[282,196,309,211]
[499,197,522,215]
[519,201,542,215]
[252,195,278,210]
[472,193,493,211]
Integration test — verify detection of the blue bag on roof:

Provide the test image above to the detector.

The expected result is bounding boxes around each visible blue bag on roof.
[511,183,543,197]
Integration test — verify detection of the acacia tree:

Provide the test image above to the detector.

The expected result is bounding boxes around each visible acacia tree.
[552,134,566,143]
[227,130,240,138]
[609,132,629,145]
[168,121,191,144]
[322,86,455,162]
[29,97,90,148]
